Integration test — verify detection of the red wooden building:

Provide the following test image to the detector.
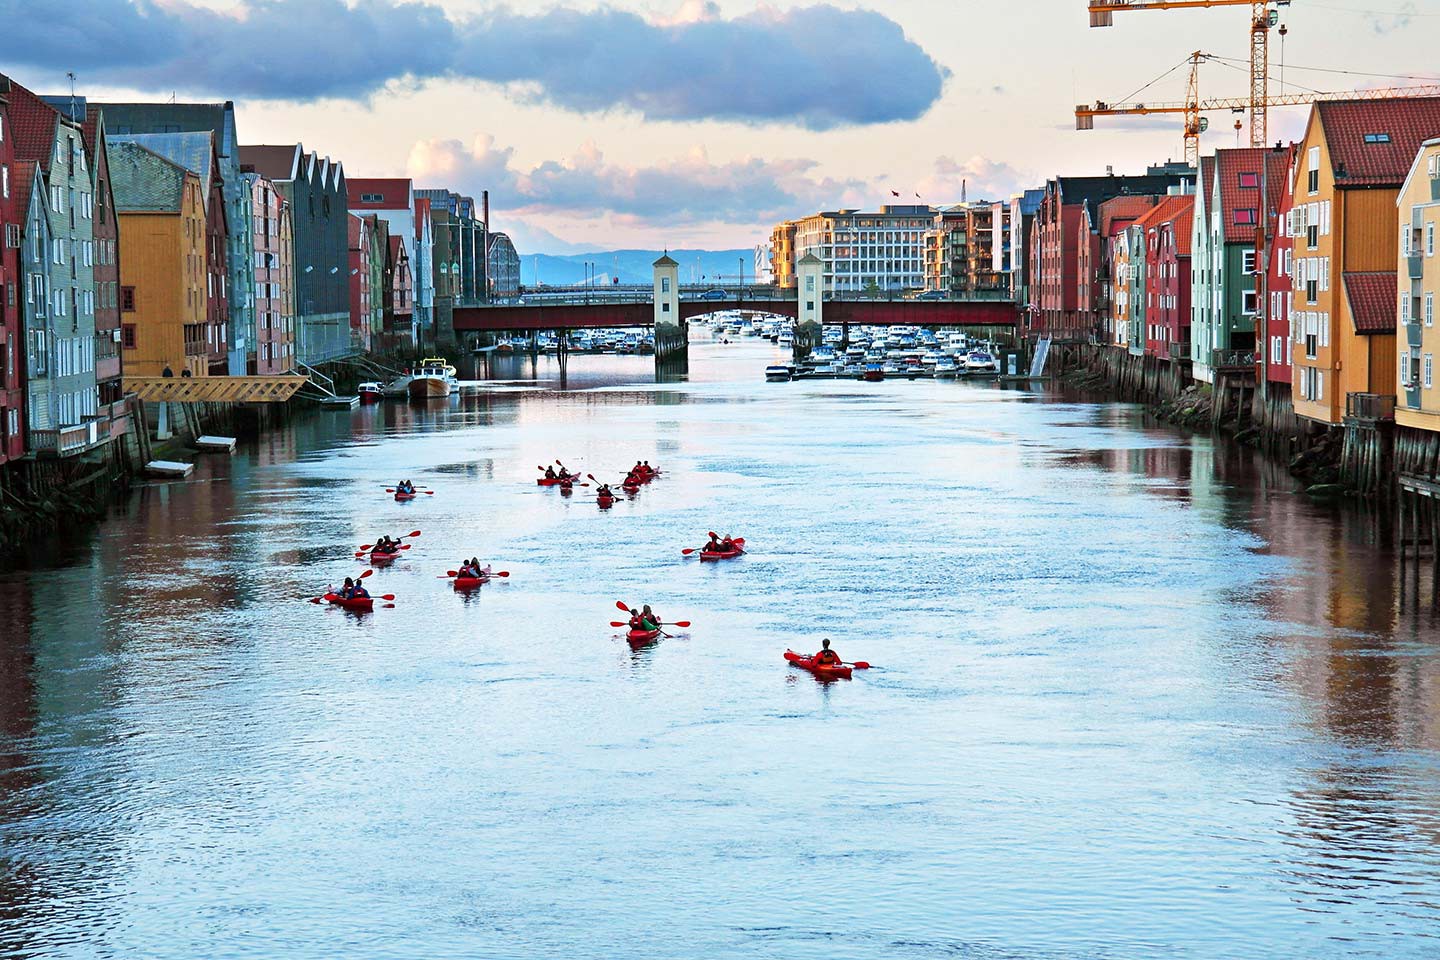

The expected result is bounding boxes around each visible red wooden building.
[0,80,22,463]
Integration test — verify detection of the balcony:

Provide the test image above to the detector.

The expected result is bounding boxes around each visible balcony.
[1345,391,1396,422]
[1167,341,1192,361]
[1211,348,1257,373]
[1406,304,1423,347]
[1410,254,1424,280]
[30,420,103,458]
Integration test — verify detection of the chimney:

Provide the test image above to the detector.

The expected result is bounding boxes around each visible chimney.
[482,190,490,228]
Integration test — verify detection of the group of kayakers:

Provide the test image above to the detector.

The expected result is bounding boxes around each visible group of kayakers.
[335,577,371,600]
[456,557,492,580]
[704,534,738,554]
[543,464,580,481]
[372,535,402,555]
[395,480,417,495]
[623,461,657,487]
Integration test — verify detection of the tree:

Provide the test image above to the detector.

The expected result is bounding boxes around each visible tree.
[862,280,882,300]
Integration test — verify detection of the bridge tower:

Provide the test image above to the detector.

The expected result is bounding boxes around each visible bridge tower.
[794,253,824,359]
[652,252,686,374]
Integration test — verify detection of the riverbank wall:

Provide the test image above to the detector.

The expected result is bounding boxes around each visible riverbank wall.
[1065,344,1381,499]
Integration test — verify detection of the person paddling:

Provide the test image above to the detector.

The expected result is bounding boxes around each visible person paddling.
[597,483,614,499]
[338,576,356,599]
[704,534,721,552]
[545,466,557,480]
[351,580,371,599]
[813,638,841,666]
[640,605,660,631]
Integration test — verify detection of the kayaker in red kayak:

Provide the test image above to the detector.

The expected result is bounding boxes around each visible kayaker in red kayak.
[813,639,841,666]
[704,534,721,552]
[335,577,370,600]
[396,480,415,495]
[544,466,557,480]
[627,606,660,631]
[596,483,615,498]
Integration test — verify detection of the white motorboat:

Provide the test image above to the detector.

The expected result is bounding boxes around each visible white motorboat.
[407,357,457,398]
[933,356,962,378]
[965,351,999,374]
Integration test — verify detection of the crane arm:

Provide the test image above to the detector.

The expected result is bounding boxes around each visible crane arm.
[1089,0,1267,26]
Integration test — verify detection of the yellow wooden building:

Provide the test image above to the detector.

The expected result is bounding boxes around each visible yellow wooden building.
[108,140,209,377]
[1288,98,1440,426]
[1396,138,1440,433]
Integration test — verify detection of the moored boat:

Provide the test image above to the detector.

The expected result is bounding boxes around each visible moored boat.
[358,381,383,404]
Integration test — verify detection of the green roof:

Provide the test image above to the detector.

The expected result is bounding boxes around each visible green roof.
[107,140,188,212]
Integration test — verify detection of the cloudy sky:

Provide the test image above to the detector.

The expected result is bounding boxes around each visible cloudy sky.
[2,0,1437,252]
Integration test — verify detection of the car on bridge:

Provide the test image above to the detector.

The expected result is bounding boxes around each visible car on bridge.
[914,290,947,301]
[699,289,729,300]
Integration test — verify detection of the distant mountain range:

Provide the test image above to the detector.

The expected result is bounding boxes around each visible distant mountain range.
[518,249,757,287]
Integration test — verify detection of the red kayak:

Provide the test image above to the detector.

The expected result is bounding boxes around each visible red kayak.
[453,575,490,590]
[627,628,662,646]
[538,474,579,487]
[700,537,745,561]
[324,592,374,612]
[598,495,615,508]
[394,491,416,502]
[785,650,852,680]
[369,550,400,564]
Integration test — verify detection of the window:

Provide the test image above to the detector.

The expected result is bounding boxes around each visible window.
[660,277,670,293]
[1306,279,1318,304]
[122,324,136,349]
[1307,146,1321,194]
[1238,172,1260,189]
[3,223,17,248]
[1242,251,1257,274]
[660,302,670,313]
[121,287,135,312]
[361,193,383,203]
[1427,354,1434,390]
[1428,293,1435,328]
[1363,133,1392,144]
[1428,223,1436,257]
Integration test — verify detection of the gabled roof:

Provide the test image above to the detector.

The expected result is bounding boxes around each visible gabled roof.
[3,77,63,172]
[107,131,217,195]
[1344,271,1398,333]
[107,141,191,213]
[239,144,302,181]
[654,252,679,266]
[1097,194,1161,237]
[1317,97,1440,188]
[1165,197,1196,256]
[1135,193,1192,234]
[1215,147,1292,243]
[348,178,413,209]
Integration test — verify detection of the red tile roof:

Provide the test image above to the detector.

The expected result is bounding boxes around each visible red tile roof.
[1136,193,1193,234]
[1216,147,1269,243]
[1097,194,1160,237]
[2,78,61,172]
[11,160,37,224]
[348,177,411,209]
[1344,271,1398,334]
[1318,97,1440,188]
[1167,197,1196,256]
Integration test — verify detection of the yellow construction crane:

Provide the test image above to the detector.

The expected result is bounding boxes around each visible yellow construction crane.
[1088,1,1289,148]
[1076,51,1440,167]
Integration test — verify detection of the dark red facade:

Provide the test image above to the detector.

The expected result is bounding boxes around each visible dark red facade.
[0,81,23,463]
[1259,145,1297,386]
[204,164,229,375]
[1143,195,1195,359]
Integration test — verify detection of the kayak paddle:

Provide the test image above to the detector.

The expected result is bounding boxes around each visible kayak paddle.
[358,531,422,551]
[443,570,510,578]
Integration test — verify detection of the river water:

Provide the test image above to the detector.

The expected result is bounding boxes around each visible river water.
[2,339,1439,959]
